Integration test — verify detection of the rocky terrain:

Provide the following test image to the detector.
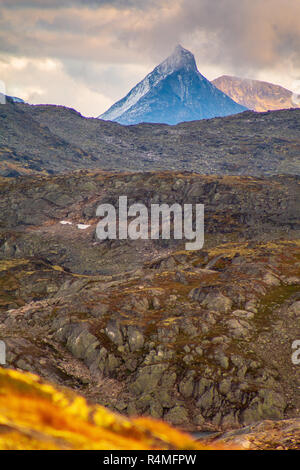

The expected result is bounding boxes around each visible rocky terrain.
[1,98,300,177]
[212,76,300,113]
[207,418,300,450]
[0,171,299,434]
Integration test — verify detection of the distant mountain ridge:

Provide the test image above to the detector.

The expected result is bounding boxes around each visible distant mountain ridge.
[1,99,299,177]
[99,45,247,125]
[212,75,300,112]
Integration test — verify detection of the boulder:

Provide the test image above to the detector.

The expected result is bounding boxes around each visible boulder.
[201,292,232,313]
[165,406,189,426]
[127,326,145,352]
[105,320,124,346]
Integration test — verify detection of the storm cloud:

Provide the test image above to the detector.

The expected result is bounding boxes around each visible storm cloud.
[0,0,299,116]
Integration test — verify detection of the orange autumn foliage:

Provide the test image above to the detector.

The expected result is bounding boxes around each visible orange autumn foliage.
[0,367,230,450]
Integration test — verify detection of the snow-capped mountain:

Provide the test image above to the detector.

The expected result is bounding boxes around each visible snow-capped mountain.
[98,45,247,125]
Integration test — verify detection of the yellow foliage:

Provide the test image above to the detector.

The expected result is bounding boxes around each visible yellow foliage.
[0,368,227,450]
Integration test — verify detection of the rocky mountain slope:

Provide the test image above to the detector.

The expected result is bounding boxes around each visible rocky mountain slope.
[0,171,299,432]
[99,46,247,125]
[1,99,300,177]
[0,100,95,177]
[212,76,300,112]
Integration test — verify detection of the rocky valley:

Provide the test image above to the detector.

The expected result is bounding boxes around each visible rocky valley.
[0,170,299,442]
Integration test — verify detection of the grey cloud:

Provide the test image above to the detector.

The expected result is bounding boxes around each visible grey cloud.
[0,0,156,9]
[127,0,300,74]
[1,0,299,74]
[62,58,148,99]
[1,0,300,117]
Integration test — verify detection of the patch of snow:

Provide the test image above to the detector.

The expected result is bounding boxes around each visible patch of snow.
[60,221,72,225]
[77,224,91,230]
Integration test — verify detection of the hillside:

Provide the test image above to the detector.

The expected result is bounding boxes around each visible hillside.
[1,100,300,177]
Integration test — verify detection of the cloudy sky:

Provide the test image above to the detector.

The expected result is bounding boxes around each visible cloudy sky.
[0,0,300,116]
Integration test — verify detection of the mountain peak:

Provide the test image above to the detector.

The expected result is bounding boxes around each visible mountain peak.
[157,44,197,75]
[172,44,194,60]
[99,46,247,124]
